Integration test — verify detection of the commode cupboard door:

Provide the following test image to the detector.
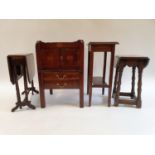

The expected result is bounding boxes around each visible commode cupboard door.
[61,48,81,70]
[37,48,60,70]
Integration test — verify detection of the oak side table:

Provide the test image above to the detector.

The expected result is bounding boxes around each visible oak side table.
[87,42,119,106]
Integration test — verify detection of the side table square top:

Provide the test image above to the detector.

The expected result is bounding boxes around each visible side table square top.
[88,42,119,52]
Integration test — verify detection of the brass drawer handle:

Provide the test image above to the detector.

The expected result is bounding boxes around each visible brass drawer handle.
[56,83,67,88]
[56,74,66,80]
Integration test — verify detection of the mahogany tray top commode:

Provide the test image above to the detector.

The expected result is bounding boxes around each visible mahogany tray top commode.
[36,40,84,108]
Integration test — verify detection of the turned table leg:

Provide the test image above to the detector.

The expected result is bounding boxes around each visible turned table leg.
[108,50,115,107]
[114,66,124,106]
[112,66,119,98]
[131,66,136,99]
[31,80,39,95]
[12,65,22,112]
[136,66,143,108]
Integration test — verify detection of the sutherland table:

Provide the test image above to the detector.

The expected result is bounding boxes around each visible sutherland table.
[36,40,84,108]
[7,54,39,112]
[87,42,119,107]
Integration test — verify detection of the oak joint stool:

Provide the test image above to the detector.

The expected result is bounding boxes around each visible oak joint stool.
[113,56,150,108]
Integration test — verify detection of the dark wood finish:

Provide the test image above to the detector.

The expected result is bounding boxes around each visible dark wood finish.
[131,66,136,99]
[102,52,107,95]
[92,77,109,87]
[7,54,39,112]
[113,56,150,108]
[36,40,84,108]
[87,42,119,107]
[49,89,53,95]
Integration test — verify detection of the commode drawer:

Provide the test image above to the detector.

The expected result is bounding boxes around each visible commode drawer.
[42,71,81,82]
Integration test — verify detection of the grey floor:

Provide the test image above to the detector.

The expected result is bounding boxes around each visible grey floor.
[0,78,155,135]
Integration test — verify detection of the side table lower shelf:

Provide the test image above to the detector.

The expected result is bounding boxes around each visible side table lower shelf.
[92,76,109,88]
[89,76,110,106]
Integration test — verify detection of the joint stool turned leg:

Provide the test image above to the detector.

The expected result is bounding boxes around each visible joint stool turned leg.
[112,67,119,98]
[136,66,143,108]
[108,51,115,107]
[131,66,136,99]
[114,66,124,107]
